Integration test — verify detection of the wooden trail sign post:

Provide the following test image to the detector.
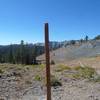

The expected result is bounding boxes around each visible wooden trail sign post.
[45,23,51,100]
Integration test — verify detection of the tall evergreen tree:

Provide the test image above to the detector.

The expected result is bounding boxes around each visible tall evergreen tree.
[85,35,89,42]
[20,40,25,64]
[8,44,14,63]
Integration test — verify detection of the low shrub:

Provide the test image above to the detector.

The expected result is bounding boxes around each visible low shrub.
[51,60,55,65]
[0,69,4,74]
[89,74,100,82]
[55,64,71,72]
[51,75,62,87]
[73,66,97,79]
[34,75,41,81]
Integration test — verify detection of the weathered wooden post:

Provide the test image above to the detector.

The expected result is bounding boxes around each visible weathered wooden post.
[44,23,51,100]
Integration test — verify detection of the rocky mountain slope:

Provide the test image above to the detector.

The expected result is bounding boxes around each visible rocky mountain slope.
[37,40,100,64]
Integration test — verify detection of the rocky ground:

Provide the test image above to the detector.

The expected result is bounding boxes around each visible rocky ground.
[0,63,100,100]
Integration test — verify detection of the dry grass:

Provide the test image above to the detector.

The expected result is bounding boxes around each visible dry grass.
[63,66,100,82]
[55,64,71,72]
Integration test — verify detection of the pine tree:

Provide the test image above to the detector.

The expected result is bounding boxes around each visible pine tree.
[85,35,89,42]
[20,40,25,64]
[9,44,14,63]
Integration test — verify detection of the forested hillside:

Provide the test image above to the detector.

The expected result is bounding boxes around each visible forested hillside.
[0,40,44,64]
[0,41,62,65]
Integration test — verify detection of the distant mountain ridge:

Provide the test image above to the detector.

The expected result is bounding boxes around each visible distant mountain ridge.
[0,35,100,64]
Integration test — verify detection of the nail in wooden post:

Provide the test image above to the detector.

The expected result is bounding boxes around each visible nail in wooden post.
[45,23,51,100]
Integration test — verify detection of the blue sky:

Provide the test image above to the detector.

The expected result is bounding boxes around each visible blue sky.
[0,0,100,45]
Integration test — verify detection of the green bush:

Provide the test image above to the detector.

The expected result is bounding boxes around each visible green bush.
[89,74,100,82]
[51,60,55,65]
[34,75,41,81]
[0,69,4,74]
[51,75,62,87]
